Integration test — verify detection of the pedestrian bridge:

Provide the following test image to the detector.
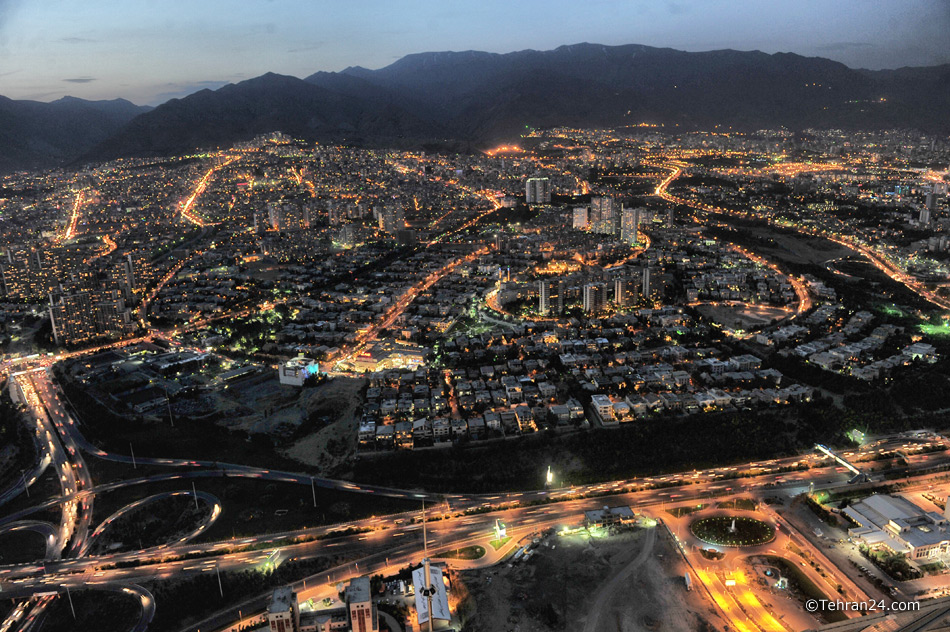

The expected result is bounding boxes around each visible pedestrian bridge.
[815,444,870,484]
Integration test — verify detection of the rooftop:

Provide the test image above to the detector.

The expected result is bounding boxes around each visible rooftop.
[347,575,371,604]
[268,586,295,614]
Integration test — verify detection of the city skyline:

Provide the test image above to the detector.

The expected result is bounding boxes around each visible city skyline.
[3,3,950,630]
[1,125,949,632]
[0,0,948,105]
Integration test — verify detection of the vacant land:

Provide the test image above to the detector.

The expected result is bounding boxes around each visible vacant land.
[696,302,791,329]
[212,371,301,434]
[741,229,852,266]
[460,525,718,632]
[282,377,366,473]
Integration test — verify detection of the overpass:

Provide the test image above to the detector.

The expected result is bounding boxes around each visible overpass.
[815,444,871,484]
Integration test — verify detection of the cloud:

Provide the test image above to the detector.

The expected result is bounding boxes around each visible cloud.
[63,76,97,83]
[60,36,98,44]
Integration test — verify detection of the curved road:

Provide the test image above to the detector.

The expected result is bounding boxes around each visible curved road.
[84,490,221,556]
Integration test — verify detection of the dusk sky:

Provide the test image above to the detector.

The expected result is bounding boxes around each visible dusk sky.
[1,0,948,106]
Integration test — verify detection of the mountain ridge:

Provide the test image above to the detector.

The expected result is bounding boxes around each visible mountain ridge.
[4,42,950,173]
[0,96,151,173]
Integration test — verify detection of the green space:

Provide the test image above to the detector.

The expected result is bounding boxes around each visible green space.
[698,548,724,561]
[920,560,945,575]
[717,498,758,511]
[434,545,486,560]
[919,321,950,337]
[690,516,775,547]
[666,504,707,518]
[0,529,47,564]
[761,556,847,623]
[0,386,37,490]
[88,476,419,544]
[805,494,840,527]
[346,399,930,493]
[88,494,212,555]
[39,589,142,632]
[860,546,921,581]
[489,536,511,551]
[0,467,66,526]
[878,303,906,318]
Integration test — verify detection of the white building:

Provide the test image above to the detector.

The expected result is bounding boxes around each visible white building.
[590,394,615,425]
[412,561,450,627]
[538,280,552,315]
[278,356,321,386]
[843,494,950,560]
[590,196,617,235]
[583,283,605,313]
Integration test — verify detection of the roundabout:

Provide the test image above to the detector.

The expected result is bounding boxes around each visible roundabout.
[690,515,775,548]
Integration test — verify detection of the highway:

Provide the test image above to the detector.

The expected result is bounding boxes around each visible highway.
[4,372,94,630]
[650,160,950,310]
[3,363,950,631]
[0,428,51,509]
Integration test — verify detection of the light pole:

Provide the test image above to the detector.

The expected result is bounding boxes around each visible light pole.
[65,585,76,619]
[163,383,174,428]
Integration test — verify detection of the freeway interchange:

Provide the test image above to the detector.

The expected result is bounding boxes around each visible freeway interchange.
[3,366,950,631]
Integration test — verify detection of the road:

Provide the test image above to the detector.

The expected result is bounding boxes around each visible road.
[3,367,950,632]
[5,372,94,630]
[60,189,86,243]
[333,247,488,371]
[179,156,238,227]
[650,160,950,310]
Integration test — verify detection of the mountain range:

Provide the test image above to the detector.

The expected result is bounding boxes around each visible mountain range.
[0,96,150,174]
[3,43,950,173]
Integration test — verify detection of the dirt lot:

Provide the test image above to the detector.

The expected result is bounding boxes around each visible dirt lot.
[696,303,791,330]
[210,372,302,433]
[460,525,720,632]
[193,373,366,475]
[281,377,366,473]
